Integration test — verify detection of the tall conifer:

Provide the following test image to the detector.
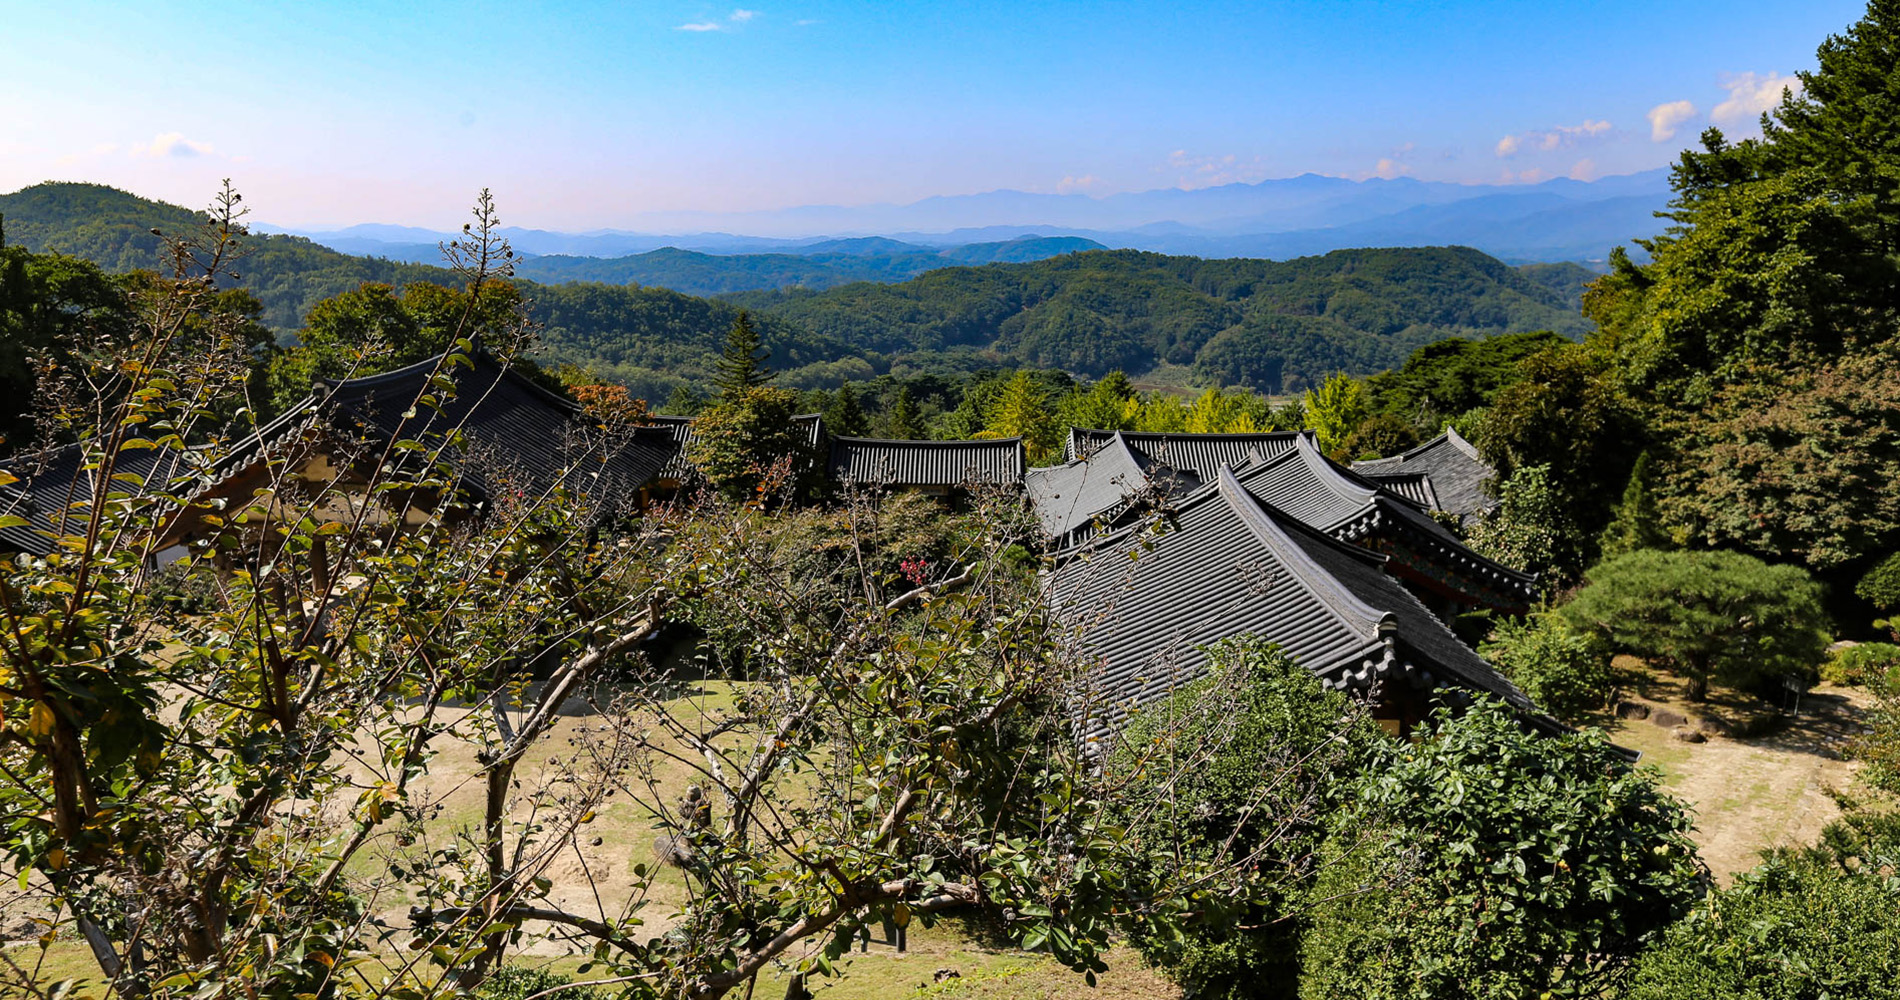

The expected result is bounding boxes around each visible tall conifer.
[713,311,773,399]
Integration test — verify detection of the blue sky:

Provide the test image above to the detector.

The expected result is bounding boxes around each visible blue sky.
[0,0,1867,229]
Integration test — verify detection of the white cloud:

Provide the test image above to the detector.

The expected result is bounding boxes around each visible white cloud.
[1646,100,1698,142]
[1712,71,1802,125]
[677,21,723,31]
[729,8,757,21]
[1165,149,1268,188]
[1056,174,1107,194]
[132,132,214,158]
[794,17,820,25]
[1568,158,1599,181]
[1370,157,1413,180]
[1494,119,1612,158]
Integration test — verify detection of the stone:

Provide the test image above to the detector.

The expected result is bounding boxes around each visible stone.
[1650,708,1688,729]
[1614,701,1651,720]
[1672,727,1707,744]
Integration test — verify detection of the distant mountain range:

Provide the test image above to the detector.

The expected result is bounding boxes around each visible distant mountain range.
[259,169,1672,274]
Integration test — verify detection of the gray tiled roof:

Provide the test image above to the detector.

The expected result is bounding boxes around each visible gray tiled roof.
[1231,436,1537,606]
[225,353,677,521]
[1051,466,1545,737]
[1065,428,1304,480]
[1352,427,1495,521]
[828,436,1024,489]
[1025,432,1200,544]
[1,441,200,556]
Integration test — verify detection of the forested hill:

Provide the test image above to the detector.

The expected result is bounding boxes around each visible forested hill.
[0,182,457,331]
[2,181,1597,397]
[723,248,1593,392]
[511,235,1109,295]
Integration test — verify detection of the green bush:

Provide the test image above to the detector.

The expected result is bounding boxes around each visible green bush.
[1622,834,1900,999]
[1855,552,1900,613]
[1855,684,1900,796]
[1107,638,1382,1000]
[1480,613,1615,721]
[1298,700,1704,1000]
[1820,642,1900,687]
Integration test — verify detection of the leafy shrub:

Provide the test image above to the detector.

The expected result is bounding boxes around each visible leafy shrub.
[1480,613,1615,721]
[1108,638,1382,1000]
[1622,833,1900,999]
[1856,552,1900,613]
[1854,685,1900,796]
[1820,642,1900,687]
[1298,700,1704,1000]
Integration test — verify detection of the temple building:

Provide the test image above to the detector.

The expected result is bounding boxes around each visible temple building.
[1350,427,1496,523]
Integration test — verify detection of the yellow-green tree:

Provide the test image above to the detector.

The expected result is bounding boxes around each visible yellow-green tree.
[1302,373,1369,456]
[979,370,1060,464]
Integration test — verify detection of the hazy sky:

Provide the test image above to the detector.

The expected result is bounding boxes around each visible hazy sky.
[0,0,1867,230]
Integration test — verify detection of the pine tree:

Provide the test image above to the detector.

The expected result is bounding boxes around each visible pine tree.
[713,311,773,399]
[664,383,706,416]
[1598,452,1669,559]
[887,386,923,439]
[825,382,868,437]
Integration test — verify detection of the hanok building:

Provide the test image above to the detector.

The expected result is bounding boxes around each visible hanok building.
[1026,431,1203,549]
[1228,434,1536,617]
[0,441,201,559]
[170,352,680,548]
[1350,427,1496,524]
[1050,465,1553,739]
[1064,428,1304,481]
[827,436,1025,496]
[1040,429,1533,618]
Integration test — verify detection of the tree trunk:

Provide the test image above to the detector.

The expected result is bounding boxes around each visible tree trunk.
[1686,671,1709,702]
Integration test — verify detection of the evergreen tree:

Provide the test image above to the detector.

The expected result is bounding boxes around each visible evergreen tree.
[886,385,923,439]
[712,310,773,399]
[1598,452,1669,559]
[663,383,706,416]
[823,382,868,437]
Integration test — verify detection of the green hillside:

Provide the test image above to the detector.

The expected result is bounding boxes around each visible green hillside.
[729,246,1591,392]
[0,182,459,331]
[2,182,1593,397]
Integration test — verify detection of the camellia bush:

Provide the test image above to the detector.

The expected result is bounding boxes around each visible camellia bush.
[1298,700,1705,1000]
[1479,613,1616,721]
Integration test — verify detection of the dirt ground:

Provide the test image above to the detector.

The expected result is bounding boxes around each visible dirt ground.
[1594,659,1878,879]
[6,665,1882,996]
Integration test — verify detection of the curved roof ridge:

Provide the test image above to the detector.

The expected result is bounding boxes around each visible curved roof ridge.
[1291,434,1380,507]
[1445,425,1482,460]
[1215,466,1391,641]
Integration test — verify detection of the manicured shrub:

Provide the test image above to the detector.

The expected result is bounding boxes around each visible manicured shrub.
[1560,549,1831,701]
[1480,613,1615,721]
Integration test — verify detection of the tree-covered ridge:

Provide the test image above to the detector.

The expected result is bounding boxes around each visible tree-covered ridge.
[512,235,1110,294]
[733,245,1590,391]
[5,182,1591,400]
[0,181,460,331]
